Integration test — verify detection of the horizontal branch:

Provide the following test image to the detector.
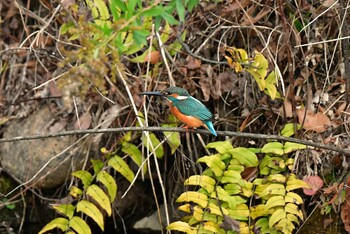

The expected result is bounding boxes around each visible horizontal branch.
[0,127,349,155]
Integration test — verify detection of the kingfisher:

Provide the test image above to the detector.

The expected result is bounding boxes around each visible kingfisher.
[140,86,217,136]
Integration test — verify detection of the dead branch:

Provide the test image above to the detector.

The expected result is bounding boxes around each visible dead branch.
[0,127,349,155]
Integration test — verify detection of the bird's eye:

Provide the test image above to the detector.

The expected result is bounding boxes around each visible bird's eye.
[164,91,172,95]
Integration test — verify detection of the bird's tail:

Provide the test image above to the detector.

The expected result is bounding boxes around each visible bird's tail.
[204,121,217,136]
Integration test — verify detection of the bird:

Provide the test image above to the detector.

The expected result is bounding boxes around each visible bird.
[140,86,217,136]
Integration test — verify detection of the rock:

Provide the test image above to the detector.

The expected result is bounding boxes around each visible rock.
[0,105,84,189]
[133,204,167,231]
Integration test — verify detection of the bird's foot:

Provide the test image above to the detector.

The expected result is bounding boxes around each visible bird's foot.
[182,125,195,133]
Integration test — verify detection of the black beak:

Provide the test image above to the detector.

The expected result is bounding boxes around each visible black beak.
[139,91,164,97]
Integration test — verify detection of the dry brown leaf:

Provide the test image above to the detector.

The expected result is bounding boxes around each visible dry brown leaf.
[49,120,67,133]
[74,112,92,130]
[341,176,350,232]
[144,50,160,64]
[303,176,324,196]
[186,56,201,69]
[336,102,346,116]
[279,100,293,118]
[198,79,211,102]
[297,108,331,133]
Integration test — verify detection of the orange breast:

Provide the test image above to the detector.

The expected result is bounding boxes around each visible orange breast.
[169,104,204,128]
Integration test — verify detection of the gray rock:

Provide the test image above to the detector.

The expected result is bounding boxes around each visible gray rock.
[0,105,84,189]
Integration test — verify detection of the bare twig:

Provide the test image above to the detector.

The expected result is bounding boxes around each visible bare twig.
[0,127,349,155]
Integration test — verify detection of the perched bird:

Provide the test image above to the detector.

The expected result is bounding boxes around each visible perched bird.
[140,86,217,136]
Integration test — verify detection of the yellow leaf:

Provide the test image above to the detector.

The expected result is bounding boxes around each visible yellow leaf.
[286,176,310,191]
[261,142,284,156]
[176,191,209,208]
[203,221,220,233]
[76,200,104,231]
[69,186,82,199]
[250,204,267,219]
[72,170,93,189]
[267,174,286,183]
[86,184,112,216]
[142,133,164,158]
[108,155,135,183]
[178,204,191,213]
[185,175,216,193]
[69,216,92,234]
[285,192,303,205]
[228,204,250,221]
[221,170,242,184]
[206,141,234,154]
[265,195,285,210]
[258,183,286,199]
[197,155,225,177]
[284,142,306,154]
[230,147,259,167]
[269,208,286,228]
[52,204,75,219]
[38,217,69,234]
[96,171,117,202]
[167,221,196,234]
[285,203,303,220]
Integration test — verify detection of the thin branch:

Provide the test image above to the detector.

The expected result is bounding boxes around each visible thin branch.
[0,127,349,155]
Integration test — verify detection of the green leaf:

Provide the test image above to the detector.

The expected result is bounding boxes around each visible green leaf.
[212,186,237,209]
[206,141,234,154]
[96,170,118,201]
[69,216,92,234]
[284,142,306,154]
[133,29,150,46]
[161,11,179,25]
[38,217,69,234]
[141,6,164,17]
[187,0,199,12]
[220,170,242,184]
[163,114,181,154]
[224,184,241,195]
[176,0,186,22]
[52,204,75,219]
[60,22,75,35]
[142,133,164,158]
[91,159,104,174]
[261,142,284,156]
[86,184,112,216]
[111,0,127,12]
[167,221,196,233]
[230,147,259,167]
[108,155,135,183]
[126,0,137,17]
[176,191,208,208]
[76,200,104,231]
[184,175,216,193]
[280,123,300,137]
[122,142,145,169]
[110,0,121,20]
[72,170,93,189]
[197,155,225,177]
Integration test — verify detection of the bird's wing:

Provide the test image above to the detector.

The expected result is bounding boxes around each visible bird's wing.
[173,97,213,121]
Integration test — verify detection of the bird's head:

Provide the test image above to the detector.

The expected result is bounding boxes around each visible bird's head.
[140,86,190,102]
